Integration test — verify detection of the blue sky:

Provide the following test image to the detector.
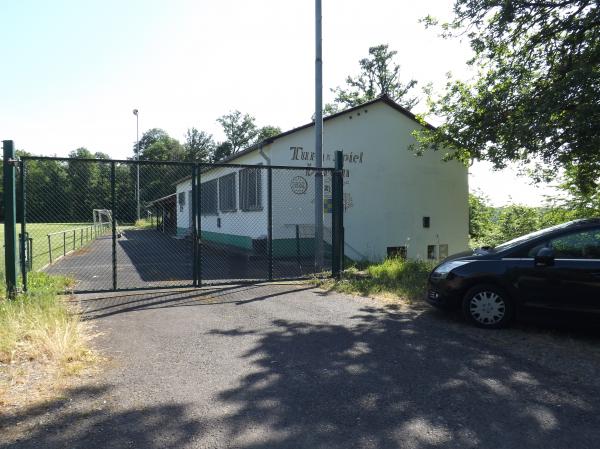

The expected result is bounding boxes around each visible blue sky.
[0,0,558,205]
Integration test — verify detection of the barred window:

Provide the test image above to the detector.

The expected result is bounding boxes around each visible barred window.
[201,179,218,215]
[219,173,236,212]
[178,191,186,212]
[239,167,262,211]
[387,246,407,259]
[439,244,449,259]
[427,245,437,260]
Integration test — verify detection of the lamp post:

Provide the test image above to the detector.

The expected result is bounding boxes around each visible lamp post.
[133,109,140,221]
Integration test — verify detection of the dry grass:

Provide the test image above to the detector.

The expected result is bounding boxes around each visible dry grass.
[0,272,101,409]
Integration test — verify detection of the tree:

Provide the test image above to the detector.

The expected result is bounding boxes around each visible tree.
[469,191,495,245]
[548,162,600,218]
[255,125,282,143]
[133,128,169,156]
[415,1,600,195]
[495,205,541,243]
[325,44,418,113]
[184,128,214,163]
[212,142,233,162]
[68,148,99,219]
[216,111,258,153]
[140,135,185,161]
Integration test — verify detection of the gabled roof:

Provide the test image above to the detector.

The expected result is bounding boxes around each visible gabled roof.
[215,94,434,164]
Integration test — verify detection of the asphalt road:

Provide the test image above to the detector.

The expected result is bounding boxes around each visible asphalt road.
[44,229,320,291]
[2,284,600,449]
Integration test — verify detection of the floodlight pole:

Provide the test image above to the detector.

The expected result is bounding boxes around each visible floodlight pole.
[133,109,140,221]
[314,0,324,270]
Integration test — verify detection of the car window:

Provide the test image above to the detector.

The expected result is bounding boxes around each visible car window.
[548,228,600,259]
[526,242,548,258]
[493,221,579,251]
[508,241,546,258]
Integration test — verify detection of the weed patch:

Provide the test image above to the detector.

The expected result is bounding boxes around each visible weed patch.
[314,258,434,303]
[0,272,99,409]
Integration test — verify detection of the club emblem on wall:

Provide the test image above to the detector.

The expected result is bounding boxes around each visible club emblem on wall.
[290,176,308,194]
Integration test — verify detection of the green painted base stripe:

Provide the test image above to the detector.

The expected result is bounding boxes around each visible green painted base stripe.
[180,228,333,257]
[202,230,253,250]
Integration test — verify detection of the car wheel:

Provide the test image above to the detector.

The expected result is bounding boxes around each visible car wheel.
[462,284,514,329]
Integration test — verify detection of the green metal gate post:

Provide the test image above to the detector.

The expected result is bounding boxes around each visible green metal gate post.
[110,162,117,290]
[196,165,202,286]
[3,141,18,298]
[267,166,273,281]
[332,151,344,278]
[19,160,28,292]
[191,165,198,287]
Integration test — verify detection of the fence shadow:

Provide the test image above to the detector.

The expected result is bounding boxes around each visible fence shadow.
[78,284,313,320]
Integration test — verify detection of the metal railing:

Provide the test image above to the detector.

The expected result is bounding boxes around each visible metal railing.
[47,222,111,264]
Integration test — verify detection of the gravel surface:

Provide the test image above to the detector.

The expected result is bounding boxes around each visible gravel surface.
[1,283,600,449]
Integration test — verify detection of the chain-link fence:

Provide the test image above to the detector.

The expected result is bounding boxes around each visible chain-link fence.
[14,156,342,292]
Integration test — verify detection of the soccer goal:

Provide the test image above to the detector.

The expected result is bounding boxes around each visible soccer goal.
[93,209,113,236]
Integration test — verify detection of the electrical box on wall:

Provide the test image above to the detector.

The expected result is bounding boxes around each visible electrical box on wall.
[423,216,430,228]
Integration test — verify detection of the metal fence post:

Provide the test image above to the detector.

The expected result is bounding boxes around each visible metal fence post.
[3,141,18,298]
[332,151,344,278]
[267,166,273,281]
[197,164,202,286]
[19,160,27,292]
[191,165,198,287]
[111,162,117,290]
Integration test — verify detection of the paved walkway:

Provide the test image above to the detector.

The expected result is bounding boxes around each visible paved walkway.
[2,285,600,448]
[44,229,314,291]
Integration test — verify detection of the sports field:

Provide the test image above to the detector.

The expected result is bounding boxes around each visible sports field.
[0,222,110,277]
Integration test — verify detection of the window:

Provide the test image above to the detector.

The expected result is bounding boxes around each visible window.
[219,173,236,212]
[427,245,437,260]
[178,191,186,212]
[239,167,262,211]
[439,244,448,259]
[549,229,600,259]
[423,217,430,228]
[387,246,407,259]
[201,179,218,215]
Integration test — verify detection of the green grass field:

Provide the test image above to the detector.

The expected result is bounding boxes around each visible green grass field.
[0,222,111,281]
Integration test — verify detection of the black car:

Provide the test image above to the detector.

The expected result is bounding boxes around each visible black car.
[426,218,600,328]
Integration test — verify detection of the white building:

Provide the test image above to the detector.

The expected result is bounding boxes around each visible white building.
[174,96,469,262]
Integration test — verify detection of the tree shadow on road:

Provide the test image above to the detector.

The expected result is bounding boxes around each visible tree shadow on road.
[3,296,600,448]
[0,385,204,449]
[208,305,600,449]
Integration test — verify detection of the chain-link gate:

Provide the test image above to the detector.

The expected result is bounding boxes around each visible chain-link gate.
[15,156,343,293]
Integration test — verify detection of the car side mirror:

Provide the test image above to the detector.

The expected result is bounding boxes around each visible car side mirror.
[535,247,555,267]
